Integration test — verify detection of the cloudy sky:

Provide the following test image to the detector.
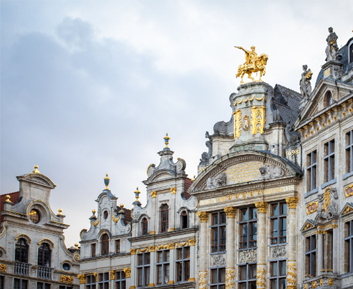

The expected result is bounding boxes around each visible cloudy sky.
[1,0,352,246]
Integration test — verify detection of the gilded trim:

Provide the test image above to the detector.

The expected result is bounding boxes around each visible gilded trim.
[306,201,318,215]
[15,234,32,243]
[345,184,353,198]
[124,267,131,278]
[60,275,74,284]
[38,238,55,248]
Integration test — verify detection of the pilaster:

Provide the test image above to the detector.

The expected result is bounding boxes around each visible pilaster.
[255,202,267,289]
[197,211,209,289]
[224,207,236,289]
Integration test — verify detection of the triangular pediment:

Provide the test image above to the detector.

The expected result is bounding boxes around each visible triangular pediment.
[340,203,353,217]
[301,219,315,232]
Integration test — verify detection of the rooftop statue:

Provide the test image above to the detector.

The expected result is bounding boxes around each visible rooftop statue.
[325,27,339,61]
[299,64,313,99]
[235,46,268,84]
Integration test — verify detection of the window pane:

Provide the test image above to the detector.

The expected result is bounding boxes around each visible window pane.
[279,278,286,289]
[177,248,182,260]
[211,269,217,283]
[221,213,226,224]
[145,253,150,264]
[145,267,150,285]
[138,255,143,265]
[184,247,190,259]
[219,268,225,283]
[176,262,182,281]
[250,264,257,279]
[281,203,287,215]
[164,264,170,283]
[157,252,162,263]
[251,208,257,219]
[272,262,278,276]
[184,261,190,281]
[250,282,257,289]
[157,265,162,284]
[272,204,279,216]
[240,266,246,280]
[241,209,248,221]
[213,214,218,225]
[271,279,277,289]
[240,283,247,289]
[280,261,286,276]
[165,250,170,262]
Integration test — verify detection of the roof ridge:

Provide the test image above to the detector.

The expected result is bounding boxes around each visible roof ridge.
[276,84,302,100]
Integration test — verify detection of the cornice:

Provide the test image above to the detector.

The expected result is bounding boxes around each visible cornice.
[80,252,131,262]
[128,227,198,243]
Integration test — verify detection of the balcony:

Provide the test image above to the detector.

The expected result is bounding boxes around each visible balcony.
[37,266,53,280]
[14,262,30,276]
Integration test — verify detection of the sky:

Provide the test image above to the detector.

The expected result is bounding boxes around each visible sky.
[1,0,352,247]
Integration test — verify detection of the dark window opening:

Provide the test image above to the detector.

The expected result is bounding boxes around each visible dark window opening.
[101,234,109,255]
[15,238,28,263]
[142,218,148,235]
[38,243,51,267]
[181,211,188,229]
[160,204,169,233]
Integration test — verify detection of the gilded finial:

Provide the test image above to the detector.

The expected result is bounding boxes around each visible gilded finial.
[134,187,141,201]
[4,195,11,203]
[32,165,40,174]
[92,209,96,216]
[191,175,196,181]
[104,173,110,190]
[57,209,63,216]
[74,243,79,248]
[164,133,170,148]
[120,203,124,208]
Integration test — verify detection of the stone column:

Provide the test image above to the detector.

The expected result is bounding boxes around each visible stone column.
[254,202,268,289]
[224,207,236,289]
[197,211,209,289]
[189,239,196,282]
[317,232,324,274]
[286,197,299,289]
[149,246,156,287]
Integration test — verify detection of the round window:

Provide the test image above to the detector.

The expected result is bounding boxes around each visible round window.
[29,209,40,223]
[62,263,71,271]
[103,211,108,219]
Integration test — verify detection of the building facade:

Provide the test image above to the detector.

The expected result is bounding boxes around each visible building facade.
[0,166,80,289]
[77,29,352,289]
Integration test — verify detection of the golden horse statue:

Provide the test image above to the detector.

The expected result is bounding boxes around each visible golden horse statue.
[235,46,269,84]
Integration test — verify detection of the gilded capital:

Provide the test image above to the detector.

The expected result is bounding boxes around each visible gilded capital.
[123,267,131,278]
[77,274,85,284]
[286,197,299,209]
[255,202,268,213]
[130,249,136,255]
[167,243,175,250]
[149,246,155,252]
[197,211,209,222]
[93,272,98,282]
[189,239,196,246]
[224,207,236,218]
[110,270,115,280]
[170,187,177,195]
[151,191,157,198]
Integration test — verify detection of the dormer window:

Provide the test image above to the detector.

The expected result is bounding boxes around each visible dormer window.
[325,91,333,107]
[160,204,169,233]
[29,209,40,224]
[142,218,148,235]
[181,211,188,229]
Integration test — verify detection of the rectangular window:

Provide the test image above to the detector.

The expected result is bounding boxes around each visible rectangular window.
[98,273,109,289]
[270,202,287,245]
[91,244,96,257]
[116,240,120,253]
[346,130,353,174]
[14,279,28,289]
[305,235,316,277]
[269,260,286,289]
[0,276,4,289]
[37,283,50,289]
[239,207,257,249]
[176,247,190,283]
[211,212,226,253]
[156,250,170,285]
[137,253,150,287]
[306,150,317,191]
[115,271,126,289]
[238,264,257,289]
[86,275,97,289]
[345,220,353,273]
[324,140,335,182]
[210,267,225,289]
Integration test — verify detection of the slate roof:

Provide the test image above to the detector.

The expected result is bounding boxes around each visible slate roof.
[0,191,20,225]
[272,84,302,124]
[183,178,193,200]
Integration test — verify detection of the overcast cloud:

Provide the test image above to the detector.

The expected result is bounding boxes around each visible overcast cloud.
[1,0,352,246]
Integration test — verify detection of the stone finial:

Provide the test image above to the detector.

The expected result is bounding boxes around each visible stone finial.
[104,174,110,190]
[224,206,236,218]
[32,165,40,174]
[164,133,170,148]
[255,201,268,213]
[197,211,209,222]
[4,195,11,203]
[134,187,141,202]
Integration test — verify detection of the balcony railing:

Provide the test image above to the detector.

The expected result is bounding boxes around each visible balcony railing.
[14,262,30,276]
[37,266,53,280]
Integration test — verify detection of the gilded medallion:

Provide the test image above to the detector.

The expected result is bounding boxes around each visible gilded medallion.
[242,115,250,131]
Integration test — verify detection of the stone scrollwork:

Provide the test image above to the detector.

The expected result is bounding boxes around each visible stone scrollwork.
[251,105,265,135]
[272,246,286,258]
[239,249,257,263]
[211,254,226,267]
[206,172,227,189]
[225,268,235,289]
[198,271,207,289]
[259,165,284,179]
[233,109,242,139]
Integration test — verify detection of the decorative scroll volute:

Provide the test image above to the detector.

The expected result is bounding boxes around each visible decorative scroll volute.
[233,109,242,139]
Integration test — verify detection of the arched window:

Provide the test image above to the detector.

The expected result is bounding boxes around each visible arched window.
[181,211,188,229]
[142,218,148,235]
[160,204,169,233]
[38,243,51,267]
[101,234,109,255]
[15,238,28,263]
[325,91,333,107]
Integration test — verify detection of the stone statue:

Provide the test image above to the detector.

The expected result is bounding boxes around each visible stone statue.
[325,27,339,61]
[299,65,312,99]
[315,188,338,223]
[259,165,284,179]
[199,132,212,166]
[206,173,227,189]
[235,46,269,84]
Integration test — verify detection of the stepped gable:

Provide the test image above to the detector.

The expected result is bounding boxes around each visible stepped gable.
[0,191,20,224]
[272,84,302,123]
